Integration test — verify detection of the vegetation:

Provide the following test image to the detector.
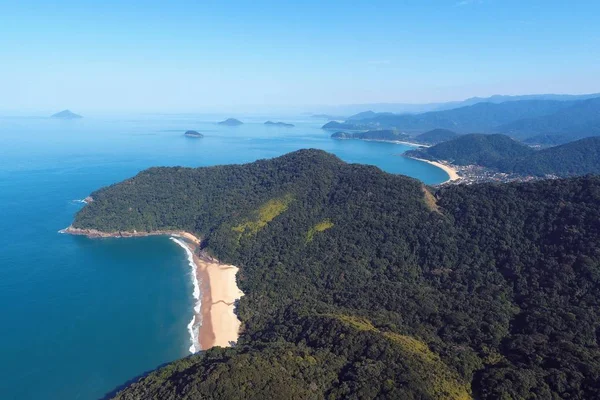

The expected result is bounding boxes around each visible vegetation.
[331,130,410,141]
[414,128,460,145]
[73,150,600,399]
[322,100,579,133]
[321,97,600,144]
[406,134,534,165]
[497,97,600,143]
[407,134,600,177]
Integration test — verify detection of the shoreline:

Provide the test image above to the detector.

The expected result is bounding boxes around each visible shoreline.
[60,226,243,352]
[333,137,429,147]
[407,157,460,184]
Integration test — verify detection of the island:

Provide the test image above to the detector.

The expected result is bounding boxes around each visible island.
[51,109,82,119]
[264,121,294,127]
[184,130,204,138]
[63,149,600,399]
[218,118,243,126]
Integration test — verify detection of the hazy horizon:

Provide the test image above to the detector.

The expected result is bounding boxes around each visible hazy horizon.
[2,1,600,114]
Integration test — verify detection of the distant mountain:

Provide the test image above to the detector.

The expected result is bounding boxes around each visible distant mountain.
[218,118,243,126]
[501,137,600,177]
[311,93,600,115]
[345,111,396,121]
[406,134,534,166]
[413,129,460,145]
[407,134,600,177]
[495,97,600,144]
[311,114,346,120]
[264,121,294,127]
[325,100,579,134]
[184,130,203,138]
[331,130,410,141]
[322,121,363,130]
[51,109,82,119]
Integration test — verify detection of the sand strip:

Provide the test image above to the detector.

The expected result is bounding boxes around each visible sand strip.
[61,226,244,351]
[409,157,460,183]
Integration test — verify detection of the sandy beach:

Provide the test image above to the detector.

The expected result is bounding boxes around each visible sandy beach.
[62,226,244,351]
[176,238,244,350]
[409,157,460,183]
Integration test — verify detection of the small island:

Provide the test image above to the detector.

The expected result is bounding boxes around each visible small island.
[264,121,294,128]
[184,130,204,138]
[218,118,243,126]
[51,109,82,119]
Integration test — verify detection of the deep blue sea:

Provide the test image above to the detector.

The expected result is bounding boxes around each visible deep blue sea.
[0,115,447,399]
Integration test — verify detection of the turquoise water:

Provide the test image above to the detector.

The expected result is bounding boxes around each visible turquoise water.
[0,115,447,399]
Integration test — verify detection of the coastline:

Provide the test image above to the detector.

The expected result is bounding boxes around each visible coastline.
[407,157,460,184]
[60,226,244,352]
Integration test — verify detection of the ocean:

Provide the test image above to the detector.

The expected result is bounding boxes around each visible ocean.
[0,115,448,399]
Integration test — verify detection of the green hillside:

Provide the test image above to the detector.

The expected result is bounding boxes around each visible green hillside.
[73,150,600,399]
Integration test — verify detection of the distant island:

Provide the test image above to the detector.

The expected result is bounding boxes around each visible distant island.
[218,118,243,126]
[51,110,82,119]
[331,129,410,142]
[264,121,294,127]
[184,130,204,138]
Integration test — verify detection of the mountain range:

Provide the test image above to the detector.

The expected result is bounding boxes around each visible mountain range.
[323,96,600,145]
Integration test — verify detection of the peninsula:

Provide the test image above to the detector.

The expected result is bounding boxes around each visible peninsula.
[65,149,600,399]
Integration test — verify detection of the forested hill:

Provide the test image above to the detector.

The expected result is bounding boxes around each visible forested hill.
[414,128,460,145]
[406,134,534,166]
[407,134,600,177]
[73,150,600,399]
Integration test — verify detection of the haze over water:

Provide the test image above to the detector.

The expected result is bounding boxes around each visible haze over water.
[0,115,447,399]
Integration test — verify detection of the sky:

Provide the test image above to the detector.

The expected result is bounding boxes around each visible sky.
[1,0,600,113]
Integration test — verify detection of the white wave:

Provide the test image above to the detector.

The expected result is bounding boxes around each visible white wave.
[71,199,88,204]
[170,237,202,353]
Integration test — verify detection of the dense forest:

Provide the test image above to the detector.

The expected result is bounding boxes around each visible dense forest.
[407,134,600,177]
[72,150,600,399]
[406,134,534,166]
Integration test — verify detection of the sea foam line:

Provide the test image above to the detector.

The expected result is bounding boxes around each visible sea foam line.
[170,237,202,354]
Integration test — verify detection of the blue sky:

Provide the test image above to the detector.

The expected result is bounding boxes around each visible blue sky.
[1,0,600,113]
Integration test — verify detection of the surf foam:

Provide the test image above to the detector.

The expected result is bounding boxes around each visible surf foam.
[170,237,202,353]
